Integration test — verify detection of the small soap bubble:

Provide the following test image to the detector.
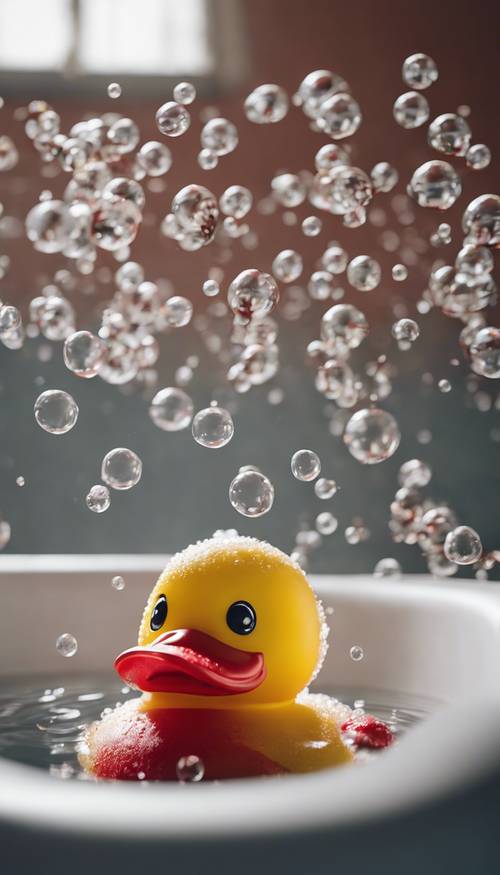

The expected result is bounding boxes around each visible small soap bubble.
[228,269,279,321]
[86,485,111,514]
[302,216,322,237]
[173,81,196,105]
[229,469,274,517]
[438,379,451,393]
[201,117,238,156]
[374,558,402,578]
[314,478,338,499]
[347,256,381,291]
[219,185,252,219]
[16,476,25,487]
[63,331,105,378]
[156,101,191,137]
[318,92,362,139]
[176,754,204,783]
[164,296,193,327]
[371,162,398,193]
[417,428,432,445]
[34,390,78,435]
[0,519,11,549]
[444,526,482,565]
[291,449,321,481]
[315,512,338,535]
[350,645,364,662]
[466,144,491,170]
[272,250,303,284]
[402,54,438,90]
[203,279,220,297]
[392,318,419,343]
[197,148,218,170]
[56,633,78,658]
[428,113,471,157]
[308,270,334,300]
[392,264,408,282]
[469,328,500,379]
[398,458,431,488]
[244,83,289,124]
[344,408,401,465]
[111,575,125,591]
[137,141,172,177]
[462,194,500,247]
[107,82,122,99]
[101,448,142,490]
[409,161,462,210]
[192,406,234,448]
[0,305,21,333]
[149,387,194,431]
[271,173,307,208]
[321,303,368,352]
[393,92,429,129]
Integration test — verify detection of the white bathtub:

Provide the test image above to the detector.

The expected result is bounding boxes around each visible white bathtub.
[1,556,500,875]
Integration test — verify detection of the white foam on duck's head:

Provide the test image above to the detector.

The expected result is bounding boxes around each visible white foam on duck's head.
[150,534,330,684]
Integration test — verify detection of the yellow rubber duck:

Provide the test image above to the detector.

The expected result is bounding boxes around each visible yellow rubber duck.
[81,535,353,780]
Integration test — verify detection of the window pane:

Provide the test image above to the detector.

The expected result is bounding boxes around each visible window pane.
[0,0,72,70]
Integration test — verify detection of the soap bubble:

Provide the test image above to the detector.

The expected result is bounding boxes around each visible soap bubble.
[308,271,334,300]
[219,185,252,219]
[272,249,303,283]
[173,81,196,105]
[0,305,21,333]
[392,264,408,282]
[314,478,338,499]
[321,303,368,353]
[371,162,398,193]
[203,279,220,297]
[0,520,11,549]
[398,459,432,488]
[163,295,193,327]
[103,177,145,210]
[455,245,493,279]
[291,449,321,481]
[16,476,25,487]
[402,53,438,90]
[39,296,75,341]
[438,379,451,393]
[192,406,234,448]
[347,255,381,291]
[409,161,462,210]
[25,200,72,253]
[393,91,429,129]
[428,113,471,157]
[137,141,172,176]
[156,101,191,137]
[56,633,78,658]
[107,82,121,99]
[392,318,420,343]
[228,269,279,321]
[469,327,500,378]
[176,754,204,783]
[350,645,364,662]
[244,84,289,123]
[271,173,307,207]
[86,485,111,513]
[201,117,238,155]
[197,148,218,170]
[374,558,402,578]
[344,408,400,464]
[462,194,500,247]
[229,469,274,517]
[63,331,105,378]
[101,448,142,490]
[91,199,141,251]
[111,575,125,591]
[172,184,218,243]
[466,144,491,170]
[34,390,79,435]
[296,69,349,118]
[316,512,338,535]
[0,135,19,171]
[302,216,322,237]
[444,525,482,565]
[149,387,194,431]
[318,92,362,139]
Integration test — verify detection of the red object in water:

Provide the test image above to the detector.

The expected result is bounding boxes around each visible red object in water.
[341,714,394,749]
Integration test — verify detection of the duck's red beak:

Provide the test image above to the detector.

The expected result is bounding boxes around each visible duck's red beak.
[114,628,266,696]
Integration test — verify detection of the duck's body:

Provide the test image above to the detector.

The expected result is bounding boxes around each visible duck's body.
[81,694,351,780]
[81,535,355,781]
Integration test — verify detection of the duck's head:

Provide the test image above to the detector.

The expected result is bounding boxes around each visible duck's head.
[115,535,327,708]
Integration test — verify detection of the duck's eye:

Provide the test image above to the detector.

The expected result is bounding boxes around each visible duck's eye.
[150,594,168,631]
[226,601,256,635]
